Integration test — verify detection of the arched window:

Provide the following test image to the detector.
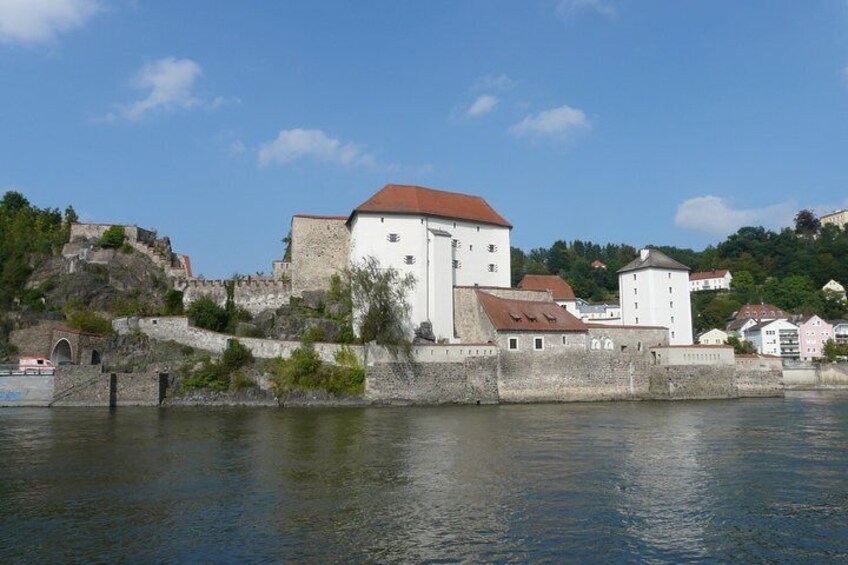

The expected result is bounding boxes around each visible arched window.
[91,350,101,365]
[603,338,614,350]
[591,338,601,350]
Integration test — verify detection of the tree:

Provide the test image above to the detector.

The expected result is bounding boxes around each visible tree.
[186,297,229,332]
[99,225,127,249]
[349,256,415,358]
[727,335,756,354]
[794,209,821,236]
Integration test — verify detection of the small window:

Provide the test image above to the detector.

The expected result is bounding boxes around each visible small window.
[637,341,643,352]
[633,274,636,280]
[488,244,498,253]
[634,288,638,295]
[477,226,480,232]
[671,316,675,323]
[452,259,461,269]
[635,317,639,324]
[670,301,674,308]
[669,286,672,293]
[403,255,416,265]
[387,233,400,242]
[452,239,461,248]
[562,335,567,345]
[668,273,671,279]
[604,338,614,350]
[488,264,498,272]
[591,338,601,350]
[671,331,675,339]
[534,337,544,351]
[381,217,385,223]
[469,244,474,251]
[635,302,638,310]
[508,337,518,350]
[453,222,457,229]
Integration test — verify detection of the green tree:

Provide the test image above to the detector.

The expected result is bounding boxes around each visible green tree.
[99,225,127,249]
[164,289,184,315]
[349,256,415,358]
[794,209,821,236]
[186,297,229,332]
[727,335,756,354]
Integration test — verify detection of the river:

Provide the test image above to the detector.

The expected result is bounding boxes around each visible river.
[1,392,847,563]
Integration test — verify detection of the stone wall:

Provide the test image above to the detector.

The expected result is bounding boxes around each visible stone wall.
[365,344,499,404]
[291,216,350,296]
[648,365,737,400]
[52,365,166,406]
[114,316,363,364]
[51,328,105,366]
[651,345,735,366]
[453,287,498,343]
[734,355,784,397]
[179,279,292,315]
[9,321,64,359]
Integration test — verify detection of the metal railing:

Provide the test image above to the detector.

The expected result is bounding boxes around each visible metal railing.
[0,364,56,376]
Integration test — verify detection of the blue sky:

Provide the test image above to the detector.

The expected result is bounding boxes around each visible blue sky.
[1,1,847,278]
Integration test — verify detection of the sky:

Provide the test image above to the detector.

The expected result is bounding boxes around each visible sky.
[1,0,847,278]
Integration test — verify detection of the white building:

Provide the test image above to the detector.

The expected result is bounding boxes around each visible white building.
[618,248,693,345]
[575,298,621,325]
[348,184,511,342]
[821,209,848,229]
[689,270,732,292]
[746,319,800,359]
[697,328,729,346]
[822,279,846,301]
[517,274,579,317]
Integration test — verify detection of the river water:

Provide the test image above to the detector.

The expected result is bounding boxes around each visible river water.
[1,392,847,563]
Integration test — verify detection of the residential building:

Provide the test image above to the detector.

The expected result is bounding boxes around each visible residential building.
[591,260,607,270]
[726,317,759,339]
[348,184,511,341]
[689,269,733,292]
[821,209,848,229]
[833,320,848,345]
[731,304,787,321]
[517,274,578,316]
[798,315,833,361]
[746,319,800,359]
[575,299,621,325]
[618,248,693,345]
[697,328,729,346]
[822,280,846,301]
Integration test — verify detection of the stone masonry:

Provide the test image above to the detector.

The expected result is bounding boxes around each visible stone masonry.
[290,216,351,296]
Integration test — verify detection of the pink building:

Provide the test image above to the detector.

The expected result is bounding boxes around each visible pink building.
[799,315,833,361]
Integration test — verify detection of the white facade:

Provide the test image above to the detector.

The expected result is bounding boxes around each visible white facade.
[619,249,693,345]
[349,212,510,342]
[823,279,846,301]
[689,271,733,292]
[747,319,800,358]
[576,299,621,324]
[697,328,729,346]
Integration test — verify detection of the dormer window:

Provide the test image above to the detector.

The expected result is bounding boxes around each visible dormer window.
[387,233,400,243]
[487,244,498,253]
[403,255,416,265]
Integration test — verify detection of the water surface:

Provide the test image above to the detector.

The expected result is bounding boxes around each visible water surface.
[1,393,847,563]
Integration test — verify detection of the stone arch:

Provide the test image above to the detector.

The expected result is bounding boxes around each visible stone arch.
[91,350,101,365]
[603,338,614,350]
[51,339,73,366]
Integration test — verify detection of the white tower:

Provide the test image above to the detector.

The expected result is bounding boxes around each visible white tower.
[618,248,693,345]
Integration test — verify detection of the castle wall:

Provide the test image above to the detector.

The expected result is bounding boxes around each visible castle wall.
[52,366,166,407]
[180,279,292,315]
[734,355,784,397]
[291,216,350,296]
[648,366,738,399]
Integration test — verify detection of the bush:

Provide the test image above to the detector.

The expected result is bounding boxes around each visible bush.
[232,371,257,391]
[187,297,229,332]
[300,325,326,344]
[66,307,113,335]
[267,344,364,397]
[181,341,255,392]
[119,242,134,254]
[221,339,254,371]
[99,225,126,249]
[164,289,184,315]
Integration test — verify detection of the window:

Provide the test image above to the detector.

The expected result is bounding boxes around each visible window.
[381,217,385,223]
[487,264,498,272]
[671,331,675,339]
[668,273,672,279]
[669,301,674,308]
[591,338,601,350]
[604,338,614,350]
[403,255,416,265]
[508,337,518,350]
[637,341,643,352]
[635,317,639,324]
[452,259,461,269]
[633,274,637,280]
[634,288,638,295]
[534,337,544,351]
[453,222,457,229]
[669,286,673,293]
[488,244,498,253]
[469,244,473,251]
[477,226,480,232]
[387,233,400,242]
[635,302,638,310]
[452,239,460,248]
[562,335,567,345]
[671,316,675,323]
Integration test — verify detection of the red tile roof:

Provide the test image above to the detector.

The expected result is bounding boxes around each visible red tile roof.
[476,290,587,332]
[517,274,576,301]
[690,270,729,281]
[293,214,348,220]
[349,184,511,228]
[591,260,607,269]
[733,304,787,320]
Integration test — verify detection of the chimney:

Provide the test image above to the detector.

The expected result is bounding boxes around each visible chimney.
[640,249,650,261]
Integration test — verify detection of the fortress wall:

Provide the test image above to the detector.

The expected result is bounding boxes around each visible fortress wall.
[291,216,350,296]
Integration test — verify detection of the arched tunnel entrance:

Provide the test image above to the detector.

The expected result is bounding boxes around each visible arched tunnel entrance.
[51,339,73,366]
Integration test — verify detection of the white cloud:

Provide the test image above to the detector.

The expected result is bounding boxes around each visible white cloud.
[258,128,376,168]
[0,0,99,44]
[110,57,216,121]
[674,196,796,236]
[467,94,498,117]
[556,0,616,19]
[510,104,591,138]
[472,73,517,91]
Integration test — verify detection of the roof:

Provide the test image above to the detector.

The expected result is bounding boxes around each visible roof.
[591,260,607,269]
[348,184,511,228]
[690,270,729,281]
[747,319,797,332]
[732,304,787,321]
[293,214,348,221]
[476,290,587,332]
[726,317,756,331]
[618,248,690,274]
[517,275,576,301]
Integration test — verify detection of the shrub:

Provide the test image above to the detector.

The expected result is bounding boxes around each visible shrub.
[119,242,134,254]
[221,339,254,371]
[99,225,127,249]
[300,325,326,344]
[187,297,229,332]
[66,307,113,335]
[164,289,184,315]
[267,344,364,397]
[232,371,257,391]
[182,359,230,391]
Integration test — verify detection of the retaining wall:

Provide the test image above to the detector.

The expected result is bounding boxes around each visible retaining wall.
[52,366,166,407]
[648,366,737,400]
[0,375,54,407]
[180,279,293,315]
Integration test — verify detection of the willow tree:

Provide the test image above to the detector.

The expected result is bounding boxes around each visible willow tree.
[349,256,415,359]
